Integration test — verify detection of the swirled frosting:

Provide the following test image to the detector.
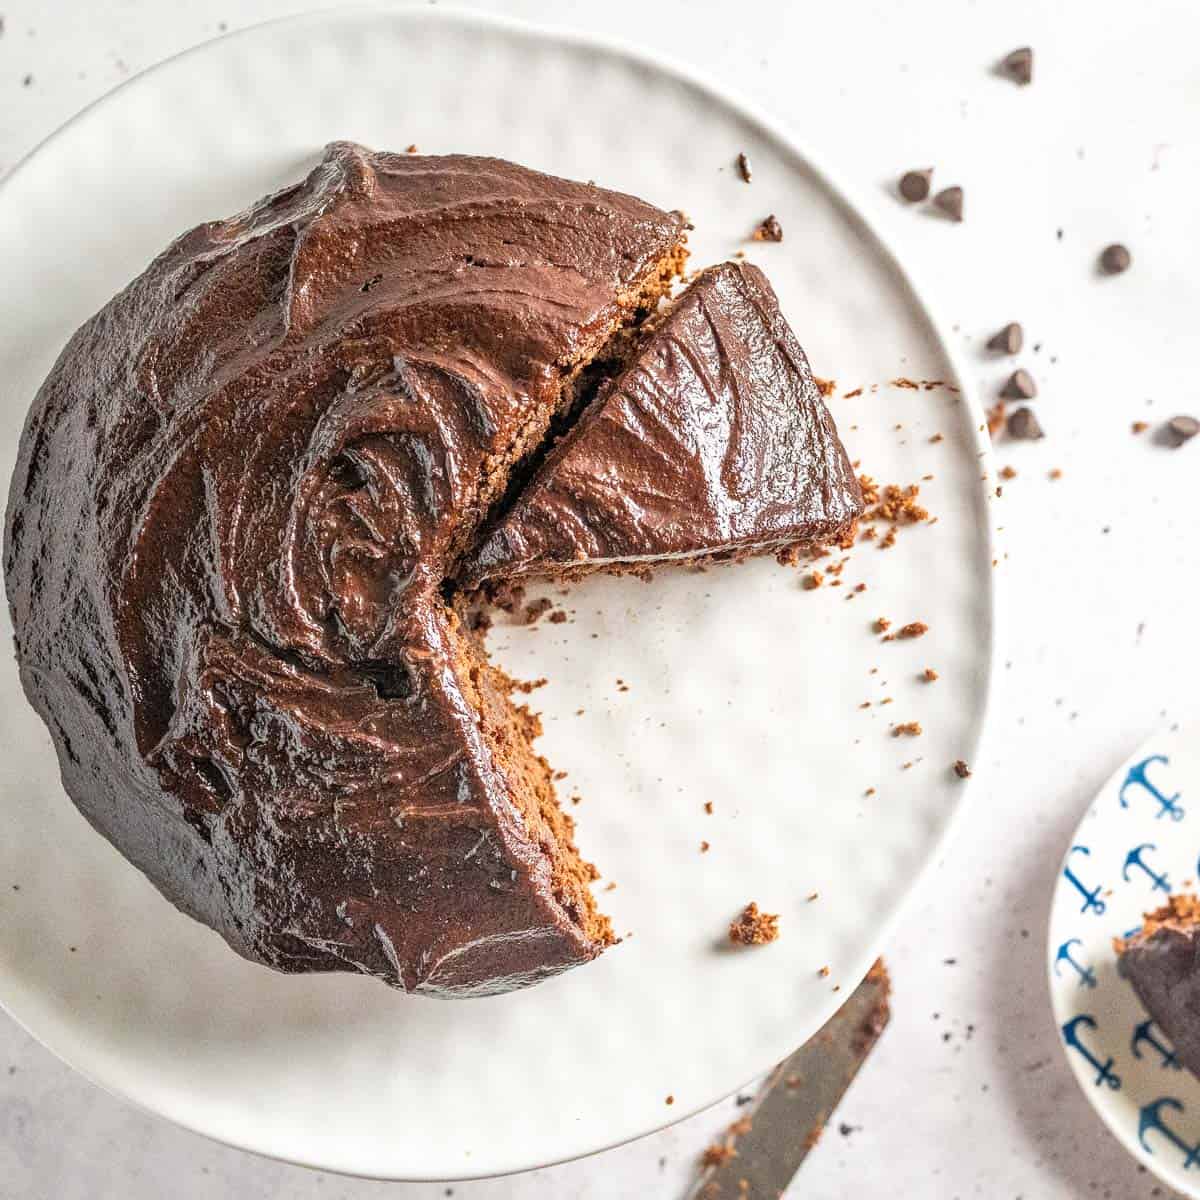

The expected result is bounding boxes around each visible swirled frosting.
[4,144,686,995]
[460,262,864,585]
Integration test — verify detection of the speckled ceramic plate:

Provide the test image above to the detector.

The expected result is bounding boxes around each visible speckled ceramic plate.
[1049,725,1200,1198]
[0,6,995,1179]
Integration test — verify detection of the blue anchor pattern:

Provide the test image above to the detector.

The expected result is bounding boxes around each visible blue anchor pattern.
[1122,843,1171,894]
[1053,938,1098,989]
[1061,1015,1121,1088]
[1120,756,1183,821]
[1132,1020,1182,1071]
[1062,845,1107,915]
[1138,1098,1200,1168]
[1049,748,1200,1183]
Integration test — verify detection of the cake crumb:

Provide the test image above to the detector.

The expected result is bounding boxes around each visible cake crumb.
[666,1095,675,1106]
[923,667,939,682]
[999,465,1017,480]
[953,759,972,779]
[865,786,876,796]
[929,432,945,444]
[806,892,819,902]
[704,801,714,815]
[896,621,929,640]
[1049,467,1063,480]
[548,609,568,624]
[521,596,552,624]
[985,402,1006,438]
[814,376,836,398]
[1132,420,1150,434]
[405,144,419,154]
[818,965,830,978]
[729,902,780,946]
[875,617,892,634]
[735,152,752,183]
[752,214,784,242]
[700,841,711,854]
[701,1141,738,1168]
[893,721,923,737]
[804,570,824,589]
[511,677,548,694]
[844,387,864,399]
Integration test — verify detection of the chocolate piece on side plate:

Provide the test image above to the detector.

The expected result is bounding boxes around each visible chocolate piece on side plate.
[1118,895,1200,1077]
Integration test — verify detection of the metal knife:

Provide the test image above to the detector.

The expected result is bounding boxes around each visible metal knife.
[689,961,891,1199]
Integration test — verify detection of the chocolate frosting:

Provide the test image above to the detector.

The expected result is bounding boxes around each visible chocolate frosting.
[1120,921,1200,1077]
[3,143,685,995]
[460,262,864,585]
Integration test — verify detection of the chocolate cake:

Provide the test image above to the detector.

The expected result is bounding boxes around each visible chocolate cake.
[1118,894,1200,1075]
[459,262,864,587]
[4,143,687,996]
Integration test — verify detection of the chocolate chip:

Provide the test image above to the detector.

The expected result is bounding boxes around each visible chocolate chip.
[1006,406,1044,440]
[753,214,783,242]
[987,323,1023,355]
[933,186,964,222]
[736,152,752,183]
[1001,47,1033,85]
[899,168,933,202]
[1167,415,1199,445]
[953,759,972,779]
[1100,243,1131,274]
[1000,368,1036,400]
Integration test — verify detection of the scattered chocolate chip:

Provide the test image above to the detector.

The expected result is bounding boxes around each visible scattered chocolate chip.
[899,168,933,202]
[736,152,752,183]
[753,214,783,242]
[987,322,1023,355]
[1166,415,1199,446]
[1001,368,1037,400]
[1007,406,1044,440]
[932,186,964,222]
[1100,243,1131,274]
[1000,46,1033,85]
[953,759,972,779]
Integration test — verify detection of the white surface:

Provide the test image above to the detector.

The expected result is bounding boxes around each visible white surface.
[0,1,1195,1197]
[1049,727,1200,1198]
[0,5,994,1180]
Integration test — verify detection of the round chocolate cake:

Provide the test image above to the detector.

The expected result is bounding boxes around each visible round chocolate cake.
[5,142,864,998]
[3,143,687,995]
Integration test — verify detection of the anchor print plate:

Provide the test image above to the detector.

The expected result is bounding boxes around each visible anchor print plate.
[1049,724,1200,1196]
[0,7,995,1180]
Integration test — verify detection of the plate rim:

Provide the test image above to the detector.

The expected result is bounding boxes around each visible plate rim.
[0,2,1000,1180]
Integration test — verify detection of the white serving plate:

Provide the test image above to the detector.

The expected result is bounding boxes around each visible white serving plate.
[0,6,995,1179]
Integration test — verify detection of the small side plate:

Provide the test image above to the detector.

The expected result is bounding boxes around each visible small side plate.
[1049,723,1200,1197]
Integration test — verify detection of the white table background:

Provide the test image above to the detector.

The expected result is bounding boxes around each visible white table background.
[1,2,1196,1197]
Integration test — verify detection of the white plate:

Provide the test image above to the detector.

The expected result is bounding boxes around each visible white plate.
[0,6,995,1180]
[1049,726,1200,1197]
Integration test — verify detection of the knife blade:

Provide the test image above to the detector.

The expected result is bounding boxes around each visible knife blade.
[689,960,891,1199]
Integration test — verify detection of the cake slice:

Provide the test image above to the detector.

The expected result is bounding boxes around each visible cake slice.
[1117,894,1200,1076]
[459,261,863,587]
